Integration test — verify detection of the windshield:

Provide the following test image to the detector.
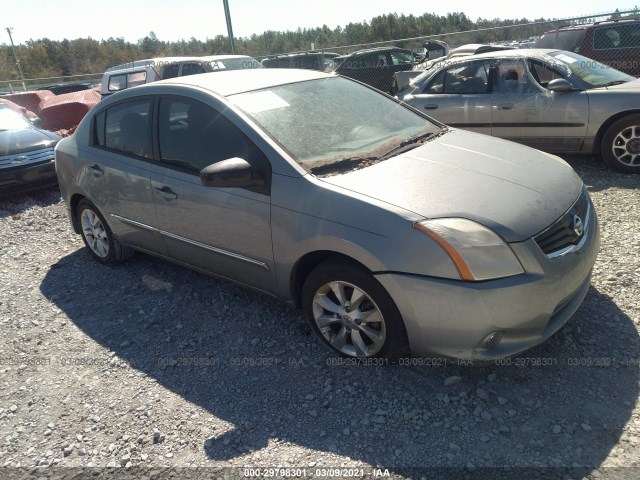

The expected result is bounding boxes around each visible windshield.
[0,107,32,131]
[549,50,634,88]
[410,59,449,87]
[230,77,440,174]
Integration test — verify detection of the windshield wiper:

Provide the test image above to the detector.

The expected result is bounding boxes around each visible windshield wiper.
[377,131,437,161]
[601,80,629,87]
[310,156,377,174]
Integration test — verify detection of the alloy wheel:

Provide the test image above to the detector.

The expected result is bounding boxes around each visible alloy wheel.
[311,280,386,357]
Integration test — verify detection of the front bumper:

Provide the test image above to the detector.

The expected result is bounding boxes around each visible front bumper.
[0,157,58,195]
[375,196,600,360]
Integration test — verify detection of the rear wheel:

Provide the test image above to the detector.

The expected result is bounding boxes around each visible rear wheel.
[77,199,133,264]
[301,261,409,360]
[602,114,640,173]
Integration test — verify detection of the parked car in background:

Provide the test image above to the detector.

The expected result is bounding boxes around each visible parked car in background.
[56,69,599,361]
[535,19,640,76]
[39,82,95,95]
[101,55,263,97]
[333,46,416,93]
[393,43,515,93]
[397,48,640,173]
[262,52,340,71]
[0,104,61,194]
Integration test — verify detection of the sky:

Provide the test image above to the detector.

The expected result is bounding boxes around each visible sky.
[2,0,636,45]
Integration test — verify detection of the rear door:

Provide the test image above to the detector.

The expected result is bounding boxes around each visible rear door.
[83,96,165,253]
[149,94,276,293]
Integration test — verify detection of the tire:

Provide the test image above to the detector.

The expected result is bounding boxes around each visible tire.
[76,199,134,264]
[301,261,409,360]
[602,114,640,174]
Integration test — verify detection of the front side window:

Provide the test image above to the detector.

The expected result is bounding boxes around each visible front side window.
[104,99,153,158]
[157,97,254,172]
[529,61,564,88]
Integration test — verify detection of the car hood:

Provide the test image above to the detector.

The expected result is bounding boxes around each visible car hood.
[0,128,60,156]
[596,78,640,92]
[320,129,583,242]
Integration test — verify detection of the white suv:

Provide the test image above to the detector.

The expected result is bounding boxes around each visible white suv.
[100,55,262,97]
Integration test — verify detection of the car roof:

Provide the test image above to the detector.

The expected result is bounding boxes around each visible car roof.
[543,18,640,32]
[151,68,332,96]
[263,52,339,59]
[341,46,412,58]
[446,44,516,58]
[438,48,559,64]
[105,55,256,73]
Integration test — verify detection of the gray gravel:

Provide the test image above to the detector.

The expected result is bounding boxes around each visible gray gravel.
[0,155,639,479]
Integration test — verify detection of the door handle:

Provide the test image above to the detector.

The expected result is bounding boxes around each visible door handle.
[154,186,178,200]
[424,104,439,110]
[88,164,103,176]
[496,104,514,110]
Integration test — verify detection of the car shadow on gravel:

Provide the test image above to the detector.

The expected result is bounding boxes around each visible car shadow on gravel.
[40,249,639,476]
[562,155,640,193]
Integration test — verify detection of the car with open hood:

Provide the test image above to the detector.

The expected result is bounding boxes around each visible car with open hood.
[55,69,599,361]
[0,104,61,194]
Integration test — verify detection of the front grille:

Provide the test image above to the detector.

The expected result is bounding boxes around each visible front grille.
[0,147,55,170]
[534,189,590,257]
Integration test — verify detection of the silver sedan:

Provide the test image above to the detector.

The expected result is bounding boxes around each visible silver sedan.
[396,49,640,174]
[55,69,599,361]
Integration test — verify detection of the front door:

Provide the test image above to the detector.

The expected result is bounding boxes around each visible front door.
[150,95,276,293]
[490,58,589,152]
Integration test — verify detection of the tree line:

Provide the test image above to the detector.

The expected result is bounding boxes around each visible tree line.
[0,10,620,82]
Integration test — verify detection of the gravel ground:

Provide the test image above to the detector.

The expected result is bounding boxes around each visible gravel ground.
[0,155,639,480]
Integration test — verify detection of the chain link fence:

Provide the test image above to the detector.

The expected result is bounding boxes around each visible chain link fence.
[1,9,638,136]
[259,9,640,93]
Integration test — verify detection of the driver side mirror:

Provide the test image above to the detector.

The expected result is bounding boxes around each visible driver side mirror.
[200,157,266,191]
[547,78,576,92]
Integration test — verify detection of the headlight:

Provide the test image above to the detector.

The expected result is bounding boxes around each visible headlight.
[414,218,524,281]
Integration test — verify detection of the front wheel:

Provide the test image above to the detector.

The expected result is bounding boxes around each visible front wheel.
[301,261,409,360]
[602,114,640,173]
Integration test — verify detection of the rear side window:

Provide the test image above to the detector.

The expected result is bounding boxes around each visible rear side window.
[162,63,180,79]
[181,63,206,76]
[104,99,153,158]
[593,24,640,50]
[107,71,147,91]
[425,61,489,94]
[93,111,106,147]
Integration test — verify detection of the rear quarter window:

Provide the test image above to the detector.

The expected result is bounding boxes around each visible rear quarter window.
[536,30,585,52]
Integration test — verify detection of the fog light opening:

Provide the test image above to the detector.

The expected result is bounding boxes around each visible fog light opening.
[482,331,504,349]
